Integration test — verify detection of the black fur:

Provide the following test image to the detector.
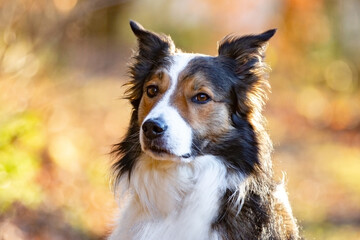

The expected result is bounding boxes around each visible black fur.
[112,21,174,180]
[111,21,299,239]
[177,55,264,175]
[207,114,260,174]
[126,20,174,108]
[111,111,141,182]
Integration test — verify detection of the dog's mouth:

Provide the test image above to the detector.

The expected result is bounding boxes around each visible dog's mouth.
[144,145,192,160]
[149,145,172,155]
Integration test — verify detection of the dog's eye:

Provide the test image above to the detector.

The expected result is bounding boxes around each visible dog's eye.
[146,85,159,98]
[192,93,211,104]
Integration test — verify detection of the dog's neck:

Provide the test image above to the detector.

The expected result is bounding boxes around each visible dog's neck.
[123,154,229,239]
[131,154,226,216]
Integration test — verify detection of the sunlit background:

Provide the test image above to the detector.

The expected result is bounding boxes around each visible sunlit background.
[1,0,359,239]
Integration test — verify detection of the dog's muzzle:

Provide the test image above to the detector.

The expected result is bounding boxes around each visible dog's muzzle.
[140,112,193,160]
[142,118,168,140]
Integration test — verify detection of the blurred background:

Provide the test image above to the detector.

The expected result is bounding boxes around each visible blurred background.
[0,0,359,239]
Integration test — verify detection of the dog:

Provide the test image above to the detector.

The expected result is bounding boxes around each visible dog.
[109,20,300,240]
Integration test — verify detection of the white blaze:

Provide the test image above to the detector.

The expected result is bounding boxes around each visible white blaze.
[140,53,198,160]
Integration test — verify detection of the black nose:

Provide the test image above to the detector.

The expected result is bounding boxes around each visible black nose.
[142,118,168,139]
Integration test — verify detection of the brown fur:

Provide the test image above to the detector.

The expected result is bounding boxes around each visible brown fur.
[170,72,233,141]
[138,71,170,125]
[111,21,301,240]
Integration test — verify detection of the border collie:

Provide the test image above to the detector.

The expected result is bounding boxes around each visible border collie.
[109,21,300,240]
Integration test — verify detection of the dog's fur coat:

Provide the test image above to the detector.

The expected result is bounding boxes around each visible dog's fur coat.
[109,21,300,240]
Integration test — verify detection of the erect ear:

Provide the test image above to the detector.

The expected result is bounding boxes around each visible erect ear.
[130,20,175,60]
[218,29,276,60]
[218,29,276,75]
[218,29,276,120]
[126,21,175,109]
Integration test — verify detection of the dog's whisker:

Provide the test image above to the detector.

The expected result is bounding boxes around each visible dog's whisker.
[192,142,204,155]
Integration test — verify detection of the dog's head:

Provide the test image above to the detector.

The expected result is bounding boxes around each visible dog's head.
[118,20,275,173]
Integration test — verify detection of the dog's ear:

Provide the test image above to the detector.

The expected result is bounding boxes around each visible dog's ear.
[218,29,276,75]
[130,20,175,60]
[218,29,276,56]
[218,29,276,120]
[126,21,175,108]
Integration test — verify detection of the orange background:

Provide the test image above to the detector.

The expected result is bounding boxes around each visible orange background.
[1,0,359,239]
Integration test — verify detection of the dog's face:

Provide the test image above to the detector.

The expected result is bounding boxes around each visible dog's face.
[127,21,275,164]
[138,54,234,161]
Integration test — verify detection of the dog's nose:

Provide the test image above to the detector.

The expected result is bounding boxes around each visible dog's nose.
[142,118,167,139]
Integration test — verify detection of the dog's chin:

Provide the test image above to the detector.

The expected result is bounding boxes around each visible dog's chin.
[143,146,193,162]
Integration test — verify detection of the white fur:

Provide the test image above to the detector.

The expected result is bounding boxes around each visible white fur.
[109,53,248,240]
[140,53,200,160]
[109,155,229,240]
[274,177,294,220]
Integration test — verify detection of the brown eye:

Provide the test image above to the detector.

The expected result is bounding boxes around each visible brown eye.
[146,85,159,98]
[192,93,211,104]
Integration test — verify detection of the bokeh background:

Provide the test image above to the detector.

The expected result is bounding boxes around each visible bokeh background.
[1,0,359,239]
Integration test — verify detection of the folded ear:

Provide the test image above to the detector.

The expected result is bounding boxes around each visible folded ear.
[130,20,175,60]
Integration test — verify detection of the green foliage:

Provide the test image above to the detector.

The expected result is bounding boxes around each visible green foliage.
[0,0,360,238]
[0,112,44,212]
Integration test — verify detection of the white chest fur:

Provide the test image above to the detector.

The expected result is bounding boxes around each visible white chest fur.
[109,155,228,240]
